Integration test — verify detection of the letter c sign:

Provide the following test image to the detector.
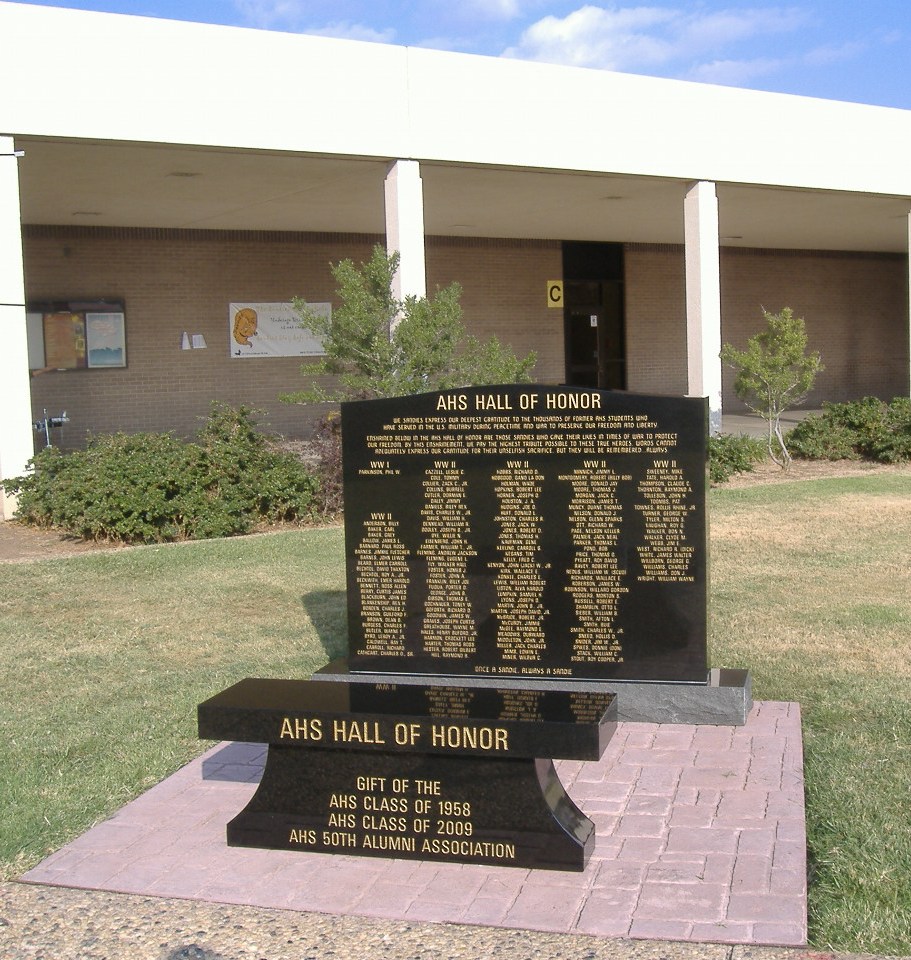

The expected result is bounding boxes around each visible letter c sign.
[547,280,563,308]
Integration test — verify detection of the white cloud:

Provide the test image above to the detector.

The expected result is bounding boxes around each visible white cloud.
[233,0,394,43]
[676,7,804,50]
[802,41,866,67]
[503,4,809,72]
[234,0,309,29]
[452,0,517,19]
[305,21,397,43]
[688,56,784,85]
[454,0,534,21]
[503,5,676,69]
[686,36,874,89]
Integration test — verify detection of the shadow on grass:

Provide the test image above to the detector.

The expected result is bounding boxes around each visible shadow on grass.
[302,589,348,663]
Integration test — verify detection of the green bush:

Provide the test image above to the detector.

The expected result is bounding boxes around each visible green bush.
[720,307,822,467]
[191,403,321,533]
[4,405,320,543]
[708,433,766,485]
[788,397,911,463]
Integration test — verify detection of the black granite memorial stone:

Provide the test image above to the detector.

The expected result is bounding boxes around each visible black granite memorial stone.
[198,678,616,758]
[197,385,734,873]
[198,678,616,870]
[342,385,708,683]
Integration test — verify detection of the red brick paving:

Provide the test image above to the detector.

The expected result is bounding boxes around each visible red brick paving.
[22,702,806,947]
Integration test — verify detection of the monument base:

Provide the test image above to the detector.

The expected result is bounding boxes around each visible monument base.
[316,662,752,726]
[226,747,593,870]
[198,677,617,871]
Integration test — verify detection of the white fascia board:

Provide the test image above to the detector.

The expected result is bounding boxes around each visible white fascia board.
[0,2,412,158]
[2,1,910,198]
[403,47,911,197]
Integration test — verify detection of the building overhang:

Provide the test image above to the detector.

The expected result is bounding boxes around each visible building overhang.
[13,137,911,254]
[2,1,909,253]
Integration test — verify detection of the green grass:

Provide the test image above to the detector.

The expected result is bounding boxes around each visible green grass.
[710,472,911,953]
[2,472,911,953]
[0,528,347,879]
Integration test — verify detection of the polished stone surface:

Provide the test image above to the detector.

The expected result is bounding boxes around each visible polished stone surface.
[227,749,594,870]
[199,678,617,870]
[317,664,753,726]
[198,677,617,759]
[343,386,708,683]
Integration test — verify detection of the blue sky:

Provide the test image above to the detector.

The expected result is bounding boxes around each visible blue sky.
[13,0,911,109]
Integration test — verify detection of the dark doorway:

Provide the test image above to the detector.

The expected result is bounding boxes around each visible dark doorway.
[562,242,625,390]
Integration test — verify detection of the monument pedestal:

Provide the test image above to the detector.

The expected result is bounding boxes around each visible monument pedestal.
[317,662,752,726]
[197,385,751,873]
[198,677,617,871]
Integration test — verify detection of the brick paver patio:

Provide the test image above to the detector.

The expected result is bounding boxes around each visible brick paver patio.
[23,701,806,947]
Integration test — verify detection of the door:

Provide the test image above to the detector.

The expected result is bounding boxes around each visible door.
[562,243,625,390]
[563,278,625,390]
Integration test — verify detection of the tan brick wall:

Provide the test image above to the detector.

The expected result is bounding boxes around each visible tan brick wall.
[23,228,564,451]
[426,237,564,384]
[624,243,909,409]
[623,244,688,396]
[24,227,379,450]
[23,228,908,454]
[719,247,909,408]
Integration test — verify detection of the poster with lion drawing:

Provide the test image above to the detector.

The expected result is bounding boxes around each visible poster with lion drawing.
[228,302,329,358]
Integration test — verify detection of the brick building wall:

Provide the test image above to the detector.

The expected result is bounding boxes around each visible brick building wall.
[23,228,564,451]
[624,242,908,410]
[24,226,378,449]
[624,244,688,396]
[426,236,564,384]
[22,227,908,453]
[719,247,908,407]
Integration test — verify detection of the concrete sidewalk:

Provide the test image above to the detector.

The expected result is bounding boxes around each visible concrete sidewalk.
[0,880,840,960]
[720,410,819,440]
[18,702,806,953]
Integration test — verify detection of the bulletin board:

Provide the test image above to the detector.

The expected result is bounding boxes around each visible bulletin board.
[27,300,126,371]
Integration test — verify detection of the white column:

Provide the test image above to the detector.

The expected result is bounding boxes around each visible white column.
[684,180,723,434]
[384,159,427,303]
[0,137,34,520]
[907,209,911,398]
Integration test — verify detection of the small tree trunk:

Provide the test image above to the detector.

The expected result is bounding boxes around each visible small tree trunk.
[768,414,792,469]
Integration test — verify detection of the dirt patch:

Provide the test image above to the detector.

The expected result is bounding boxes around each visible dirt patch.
[0,522,125,563]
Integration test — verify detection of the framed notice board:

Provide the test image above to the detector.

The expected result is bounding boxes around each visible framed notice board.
[27,300,126,370]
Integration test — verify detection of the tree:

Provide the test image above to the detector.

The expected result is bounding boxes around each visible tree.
[281,246,537,514]
[281,245,536,404]
[720,307,823,467]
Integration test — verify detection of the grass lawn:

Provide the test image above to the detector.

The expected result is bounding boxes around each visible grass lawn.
[710,471,911,953]
[0,528,348,881]
[2,470,910,953]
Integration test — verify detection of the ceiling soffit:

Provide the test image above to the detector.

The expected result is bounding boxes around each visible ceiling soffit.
[14,139,911,254]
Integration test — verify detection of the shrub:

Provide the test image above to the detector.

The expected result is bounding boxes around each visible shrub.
[282,246,538,510]
[788,397,911,464]
[720,307,822,467]
[786,408,863,461]
[192,404,320,531]
[708,433,766,485]
[281,246,537,405]
[873,396,911,462]
[7,433,196,542]
[4,405,320,543]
